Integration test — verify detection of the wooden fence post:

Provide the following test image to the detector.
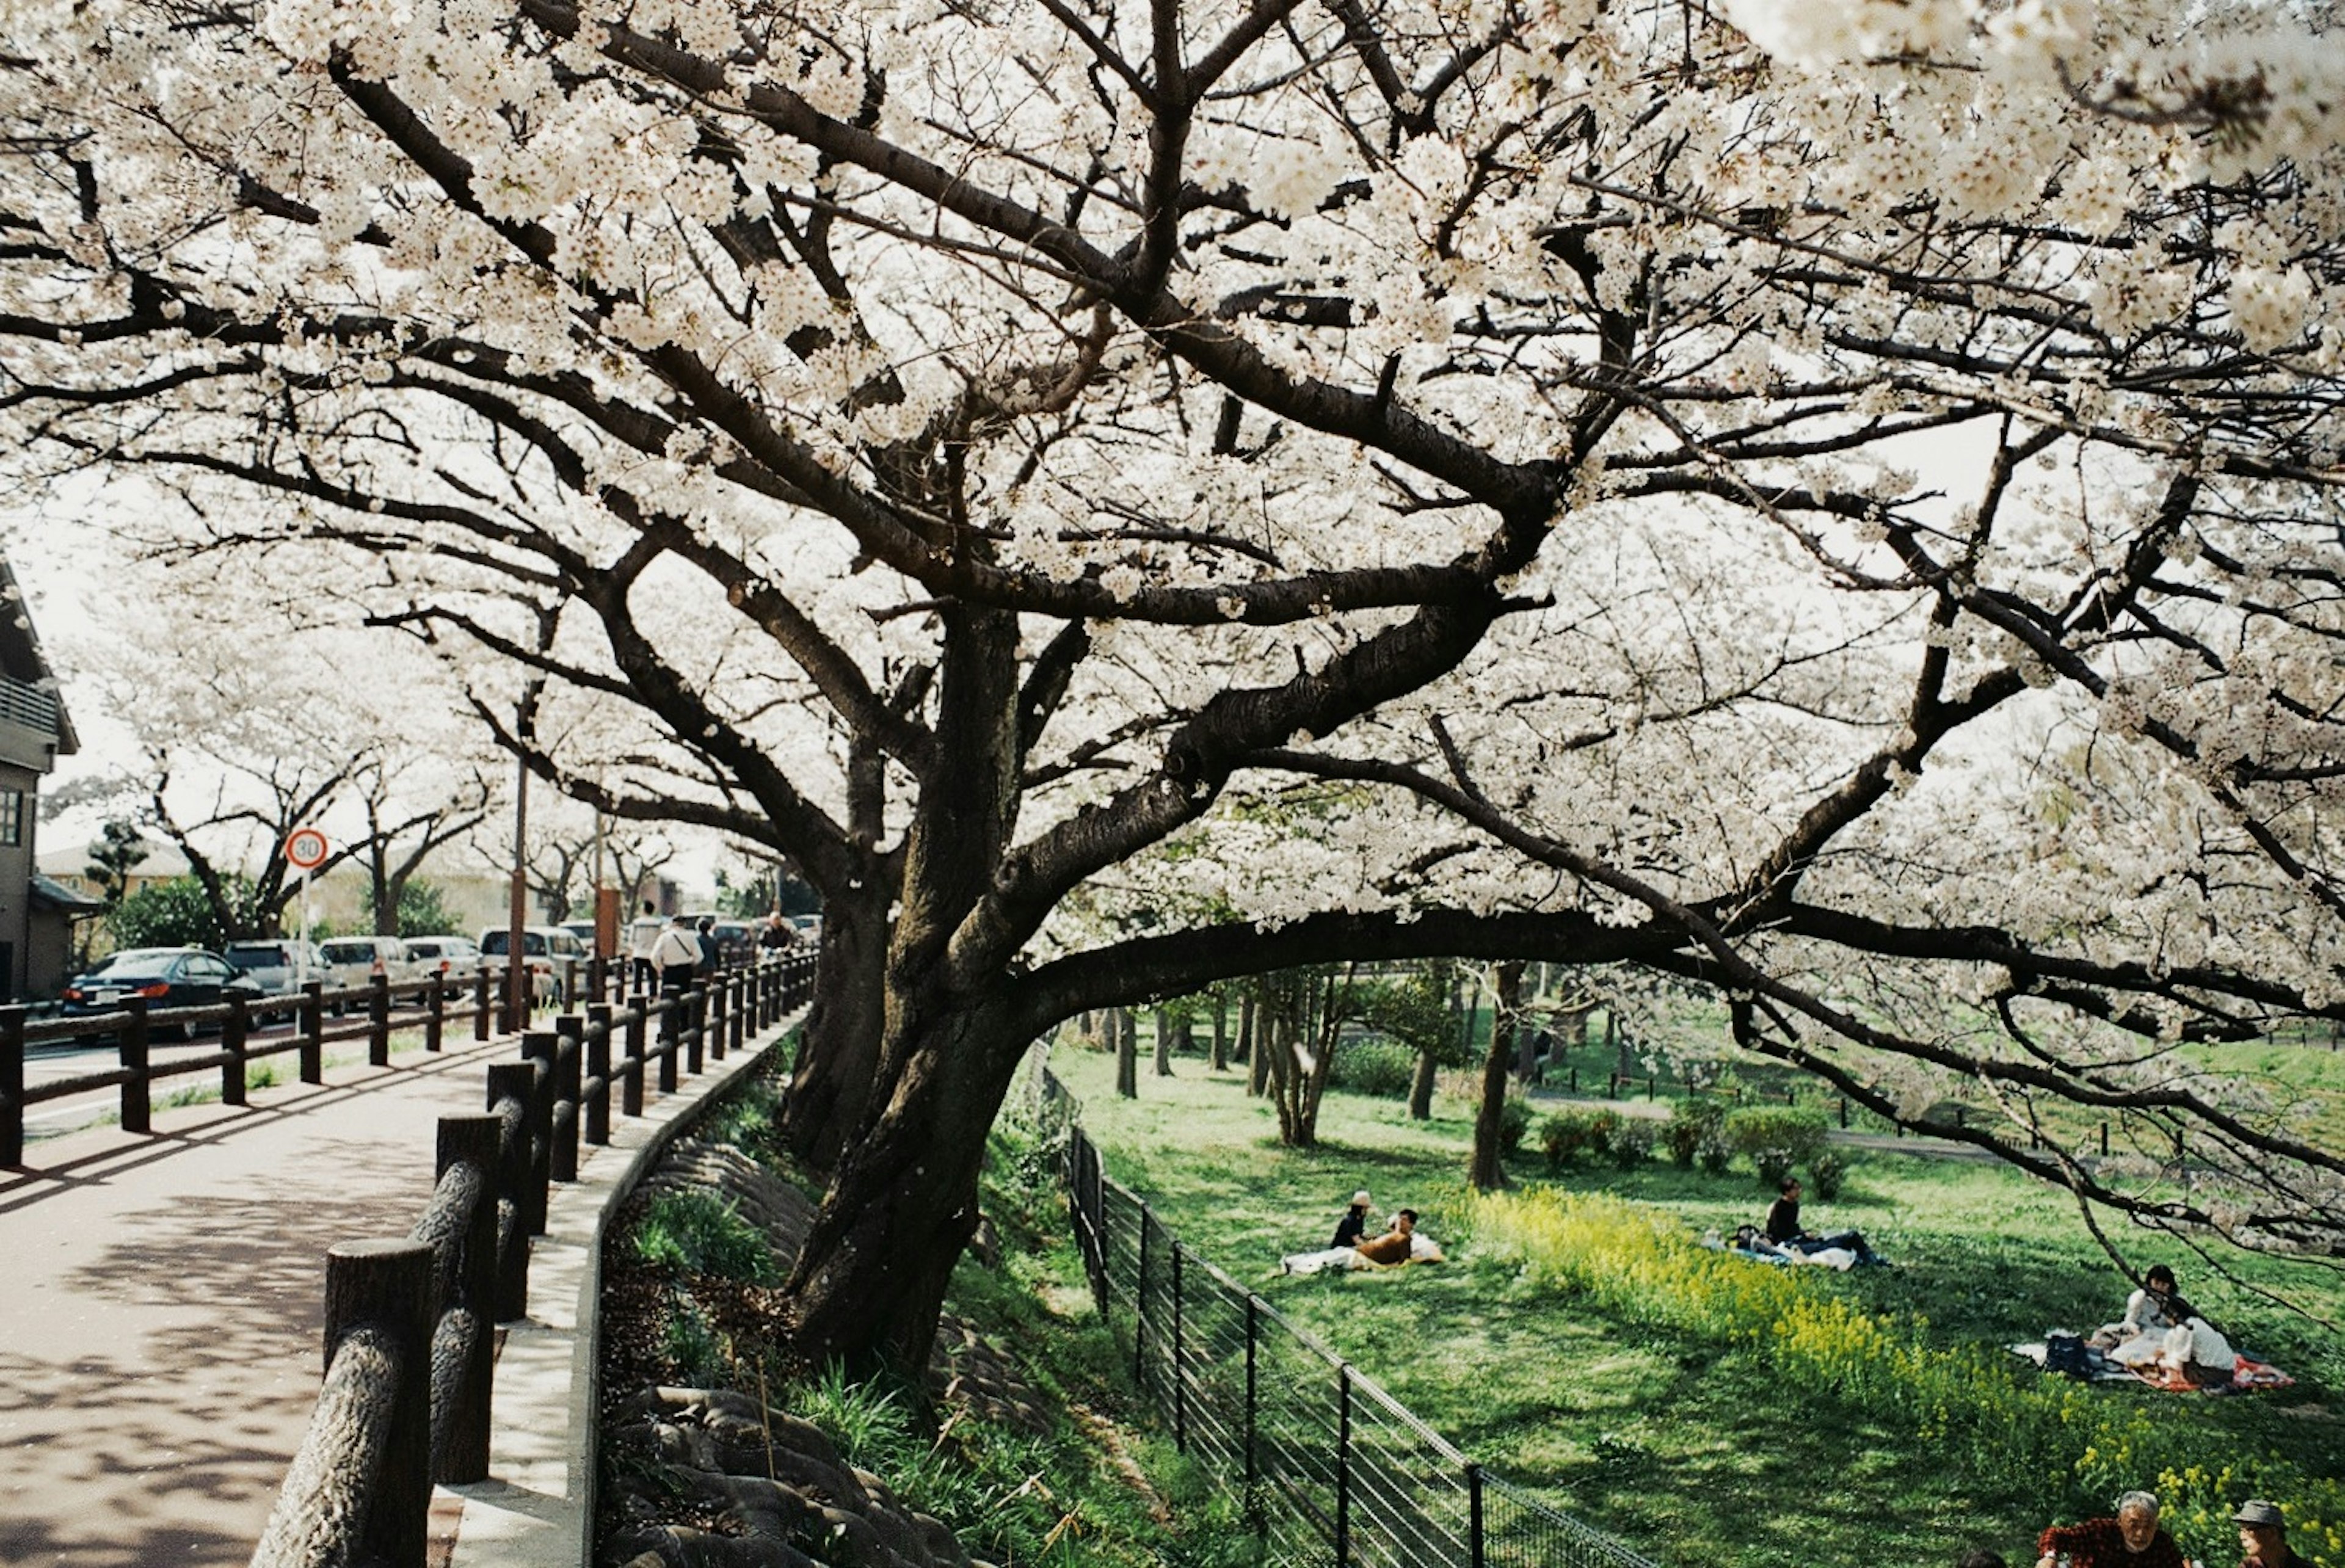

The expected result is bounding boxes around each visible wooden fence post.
[120,997,151,1134]
[2,1005,25,1166]
[424,976,445,1054]
[623,999,647,1117]
[300,982,325,1084]
[222,994,249,1106]
[322,1238,435,1568]
[484,1062,536,1319]
[659,995,682,1094]
[472,965,492,1042]
[368,973,392,1067]
[435,1114,503,1483]
[552,1019,584,1180]
[584,1004,613,1145]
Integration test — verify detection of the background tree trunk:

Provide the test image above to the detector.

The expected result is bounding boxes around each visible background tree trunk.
[1471,961,1526,1189]
[1152,1007,1172,1076]
[1244,991,1267,1095]
[1209,991,1227,1072]
[1114,1007,1138,1098]
[1408,1046,1437,1120]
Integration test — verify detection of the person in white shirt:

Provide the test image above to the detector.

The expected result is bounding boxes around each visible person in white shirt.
[651,916,703,997]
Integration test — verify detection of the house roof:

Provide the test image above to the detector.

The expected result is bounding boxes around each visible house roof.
[29,873,106,912]
[0,553,78,757]
[37,841,194,880]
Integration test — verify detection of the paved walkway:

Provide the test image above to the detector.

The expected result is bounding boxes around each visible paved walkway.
[0,1033,529,1568]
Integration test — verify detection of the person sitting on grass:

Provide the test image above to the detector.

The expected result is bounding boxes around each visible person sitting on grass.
[2233,1498,2304,1568]
[1762,1176,1881,1264]
[1332,1189,1375,1249]
[1278,1207,1441,1274]
[2035,1491,2187,1568]
[2092,1264,2200,1365]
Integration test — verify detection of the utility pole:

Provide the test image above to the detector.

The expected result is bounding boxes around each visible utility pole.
[504,680,543,1035]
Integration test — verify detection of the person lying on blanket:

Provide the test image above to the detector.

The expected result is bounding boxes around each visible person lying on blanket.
[1353,1208,1442,1264]
[2154,1316,2238,1389]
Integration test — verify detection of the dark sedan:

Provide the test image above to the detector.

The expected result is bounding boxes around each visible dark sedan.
[60,947,266,1038]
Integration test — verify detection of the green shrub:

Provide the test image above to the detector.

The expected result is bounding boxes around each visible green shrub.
[1808,1149,1853,1199]
[631,1191,779,1282]
[1329,1033,1417,1097]
[1608,1117,1657,1169]
[1665,1099,1723,1168]
[1540,1108,1605,1168]
[1723,1105,1830,1184]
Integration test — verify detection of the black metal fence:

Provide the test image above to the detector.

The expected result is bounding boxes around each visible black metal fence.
[1060,1114,1663,1568]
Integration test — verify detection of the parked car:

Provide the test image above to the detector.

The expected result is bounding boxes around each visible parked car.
[59,947,266,1039]
[399,934,482,979]
[222,937,329,996]
[316,934,415,993]
[478,924,588,1001]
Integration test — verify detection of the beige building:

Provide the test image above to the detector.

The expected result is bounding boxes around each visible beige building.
[38,842,515,948]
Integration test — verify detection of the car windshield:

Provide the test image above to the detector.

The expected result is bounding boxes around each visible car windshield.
[479,931,547,956]
[319,943,374,963]
[225,949,287,971]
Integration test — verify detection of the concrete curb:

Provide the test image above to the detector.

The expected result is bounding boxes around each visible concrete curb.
[441,1012,805,1568]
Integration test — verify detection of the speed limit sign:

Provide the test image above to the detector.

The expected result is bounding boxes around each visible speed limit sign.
[285,828,330,871]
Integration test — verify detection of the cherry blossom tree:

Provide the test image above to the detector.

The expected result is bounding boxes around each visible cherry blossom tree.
[58,562,498,937]
[3,0,2343,1366]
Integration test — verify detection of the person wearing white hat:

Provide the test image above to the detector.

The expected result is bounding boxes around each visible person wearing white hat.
[1331,1191,1375,1249]
[2233,1500,2302,1568]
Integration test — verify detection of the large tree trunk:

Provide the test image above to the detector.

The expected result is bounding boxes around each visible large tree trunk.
[777,884,890,1171]
[1471,961,1525,1189]
[781,1000,1028,1371]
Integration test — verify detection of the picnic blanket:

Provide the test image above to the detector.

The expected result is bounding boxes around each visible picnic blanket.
[2126,1354,2295,1393]
[2010,1341,2297,1393]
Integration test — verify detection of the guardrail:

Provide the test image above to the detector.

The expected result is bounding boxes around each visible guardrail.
[248,948,818,1568]
[0,951,811,1164]
[1051,1082,1665,1568]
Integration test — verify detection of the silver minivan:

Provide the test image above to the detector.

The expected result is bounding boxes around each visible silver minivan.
[316,934,413,992]
[222,938,330,995]
[400,934,482,978]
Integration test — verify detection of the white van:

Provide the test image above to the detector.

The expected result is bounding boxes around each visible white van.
[477,925,588,1002]
[316,934,413,992]
[401,934,482,978]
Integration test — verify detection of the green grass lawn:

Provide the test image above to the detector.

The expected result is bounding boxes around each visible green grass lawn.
[1045,1044,2345,1568]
